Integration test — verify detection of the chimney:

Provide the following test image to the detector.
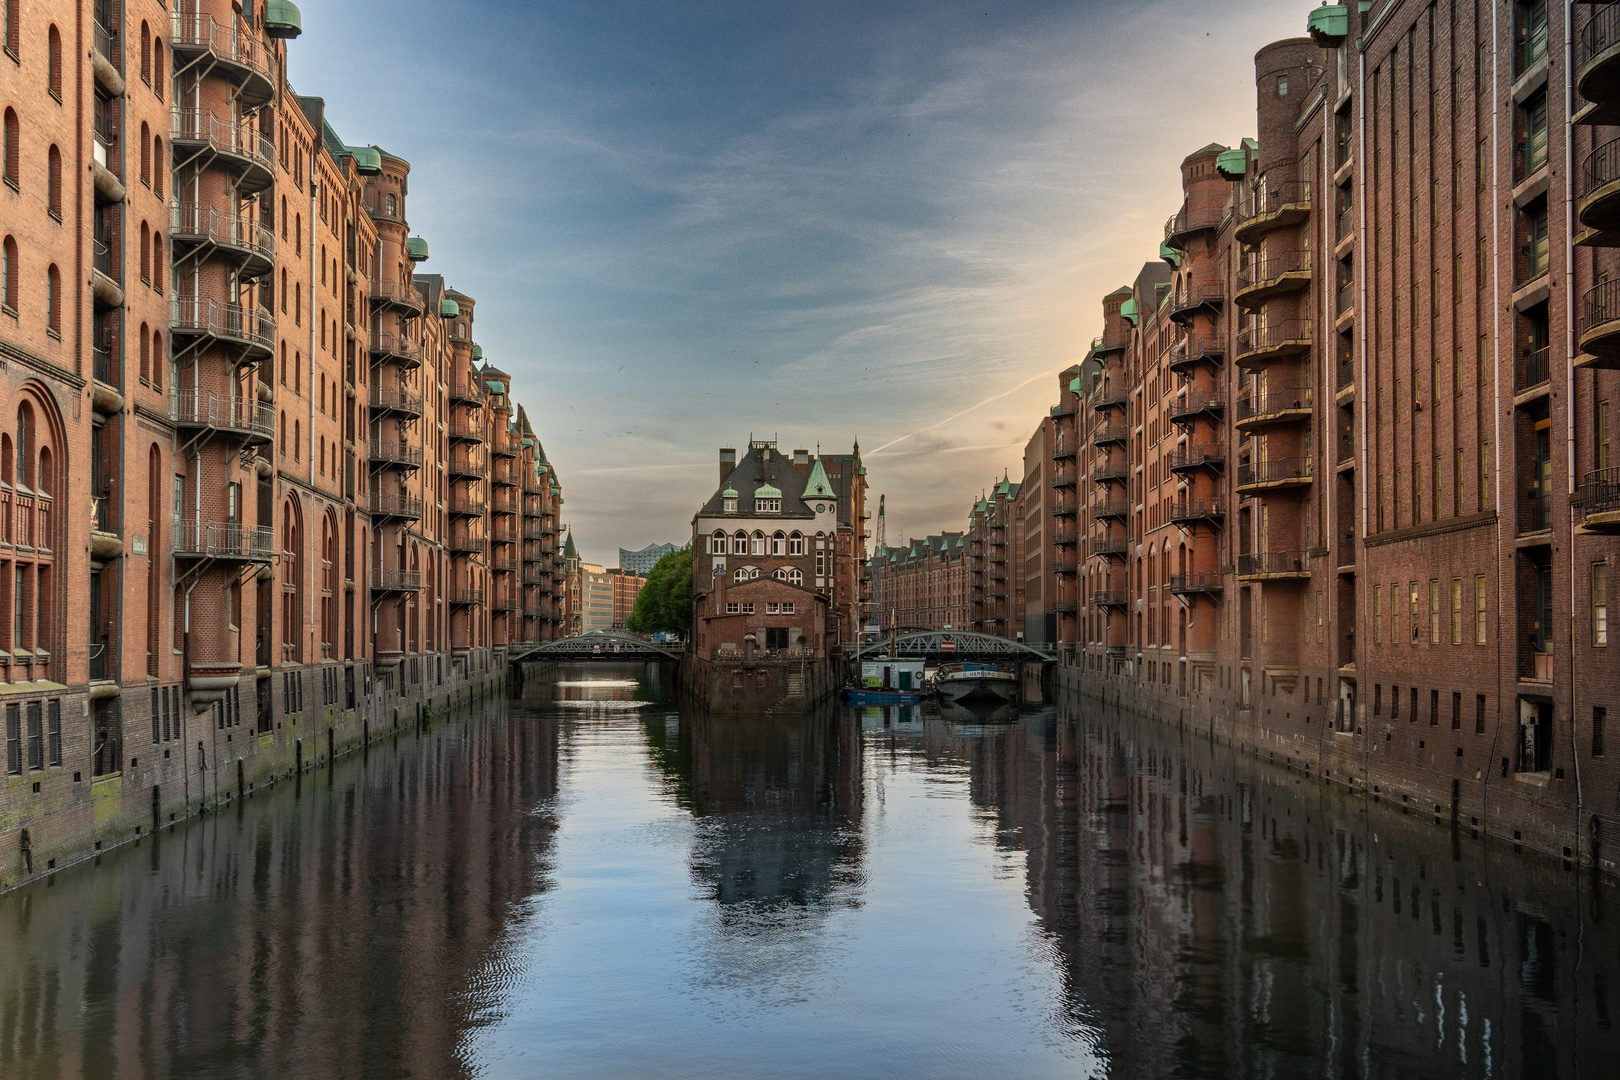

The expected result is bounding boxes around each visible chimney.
[719,447,736,486]
[793,449,808,465]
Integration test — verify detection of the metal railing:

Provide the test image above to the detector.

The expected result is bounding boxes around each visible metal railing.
[370,494,423,519]
[448,535,486,554]
[1092,589,1130,607]
[170,297,275,351]
[1168,283,1223,317]
[1167,498,1225,523]
[1583,278,1620,336]
[1581,137,1620,201]
[172,390,275,438]
[1518,346,1551,390]
[448,453,485,477]
[1236,249,1311,291]
[170,203,274,263]
[1091,420,1129,443]
[1239,181,1311,224]
[1091,499,1129,518]
[174,521,273,560]
[369,442,424,468]
[93,238,116,279]
[369,331,423,364]
[1235,385,1313,424]
[1090,536,1130,557]
[449,590,485,605]
[1092,461,1129,482]
[1050,502,1077,518]
[93,20,120,67]
[369,386,424,414]
[1237,551,1311,577]
[369,278,421,310]
[449,498,487,517]
[1523,490,1552,533]
[1581,466,1620,520]
[1236,457,1313,487]
[1167,445,1225,470]
[171,14,273,85]
[1235,319,1313,358]
[371,569,422,592]
[448,421,484,441]
[1174,335,1222,364]
[1169,572,1224,593]
[1168,386,1225,421]
[450,380,486,405]
[1164,203,1226,242]
[1091,387,1129,410]
[363,197,407,224]
[1577,2,1620,72]
[170,108,275,175]
[93,344,114,384]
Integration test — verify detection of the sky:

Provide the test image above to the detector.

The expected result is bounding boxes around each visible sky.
[289,0,1307,568]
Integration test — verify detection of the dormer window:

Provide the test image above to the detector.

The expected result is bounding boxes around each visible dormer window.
[722,486,739,513]
[756,498,780,513]
[723,497,737,513]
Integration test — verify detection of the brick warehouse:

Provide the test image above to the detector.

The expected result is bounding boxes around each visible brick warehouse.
[0,0,568,892]
[1048,0,1620,873]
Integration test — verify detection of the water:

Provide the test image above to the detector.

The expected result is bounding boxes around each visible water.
[2,665,1617,1078]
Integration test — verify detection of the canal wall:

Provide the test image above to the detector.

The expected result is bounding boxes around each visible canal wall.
[1,651,510,895]
[1056,663,1615,877]
[679,655,839,715]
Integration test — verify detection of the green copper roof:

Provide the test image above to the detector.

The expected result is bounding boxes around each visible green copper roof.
[265,0,302,38]
[522,436,534,448]
[1119,297,1139,326]
[563,533,578,559]
[755,483,782,499]
[803,457,835,498]
[1215,146,1248,180]
[348,146,382,174]
[440,297,460,318]
[1307,3,1349,46]
[722,485,738,499]
[485,380,504,394]
[1159,242,1182,267]
[471,343,483,360]
[405,236,429,261]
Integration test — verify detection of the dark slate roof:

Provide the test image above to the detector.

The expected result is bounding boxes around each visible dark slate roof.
[697,446,816,519]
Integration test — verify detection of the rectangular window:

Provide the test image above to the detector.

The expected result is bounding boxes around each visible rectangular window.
[1430,581,1441,643]
[47,699,60,766]
[766,602,780,615]
[1410,582,1421,642]
[1597,707,1608,757]
[1392,685,1400,720]
[1375,684,1383,716]
[725,602,739,614]
[4,704,18,775]
[1521,91,1548,176]
[1595,563,1609,647]
[1477,694,1488,734]
[151,687,161,744]
[742,602,755,615]
[1475,574,1488,644]
[1374,585,1384,643]
[1411,686,1419,722]
[1452,578,1463,643]
[782,602,795,615]
[1430,689,1440,727]
[25,702,41,771]
[1480,442,1491,509]
[1453,692,1462,730]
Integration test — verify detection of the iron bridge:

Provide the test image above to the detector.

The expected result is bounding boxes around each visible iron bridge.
[508,629,684,664]
[850,631,1057,663]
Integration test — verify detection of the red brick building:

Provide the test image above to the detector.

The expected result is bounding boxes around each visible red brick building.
[1,0,565,891]
[870,532,968,632]
[1050,1,1620,872]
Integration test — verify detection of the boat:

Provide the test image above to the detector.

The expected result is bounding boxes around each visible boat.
[933,662,1019,704]
[844,687,923,705]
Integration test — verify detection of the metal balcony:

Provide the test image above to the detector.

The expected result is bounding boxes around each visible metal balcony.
[1167,498,1225,526]
[1237,551,1312,580]
[170,204,274,277]
[448,535,486,555]
[1167,283,1224,325]
[449,454,485,479]
[1092,589,1131,609]
[1168,334,1224,375]
[1051,443,1078,461]
[1234,319,1313,369]
[1235,457,1313,493]
[171,390,274,442]
[369,386,424,417]
[1579,137,1620,239]
[448,498,487,518]
[1090,387,1129,411]
[1580,279,1620,366]
[1235,250,1312,309]
[1051,530,1078,547]
[171,297,275,360]
[1234,181,1312,245]
[370,278,423,314]
[449,421,485,443]
[174,521,273,562]
[170,14,274,107]
[371,569,422,593]
[1091,536,1131,560]
[450,380,485,406]
[1234,386,1313,430]
[1580,466,1620,531]
[170,108,275,193]
[1164,203,1225,247]
[1091,498,1129,520]
[1168,387,1227,424]
[1092,420,1129,446]
[1052,472,1078,489]
[1168,572,1224,596]
[1517,347,1551,391]
[1577,4,1620,123]
[448,590,484,606]
[369,441,424,470]
[369,331,423,368]
[1092,461,1129,484]
[370,494,423,521]
[1051,502,1077,518]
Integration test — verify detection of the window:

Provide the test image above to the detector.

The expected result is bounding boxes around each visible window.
[787,569,802,586]
[25,702,40,771]
[755,498,780,513]
[732,532,746,556]
[1599,400,1610,472]
[47,145,61,217]
[1475,574,1488,644]
[47,699,59,766]
[1477,694,1488,734]
[1431,689,1440,727]
[1374,684,1383,717]
[45,264,58,334]
[751,532,765,556]
[1,109,16,189]
[4,704,17,776]
[789,532,804,555]
[710,531,726,555]
[1596,707,1608,757]
[140,120,151,185]
[153,38,164,99]
[733,568,748,584]
[1520,91,1548,178]
[1595,563,1609,647]
[1452,692,1462,731]
[3,0,15,58]
[726,602,739,614]
[1480,442,1491,509]
[1410,582,1420,642]
[1451,578,1462,644]
[766,602,780,614]
[1374,585,1383,643]
[48,25,63,98]
[742,602,755,615]
[771,532,786,556]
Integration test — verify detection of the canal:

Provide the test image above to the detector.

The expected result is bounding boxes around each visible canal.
[1,665,1616,1078]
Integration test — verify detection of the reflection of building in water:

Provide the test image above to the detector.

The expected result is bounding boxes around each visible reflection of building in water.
[931,707,1620,1077]
[652,709,863,914]
[0,709,562,1079]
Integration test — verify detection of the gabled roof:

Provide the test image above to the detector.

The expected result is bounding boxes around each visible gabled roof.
[563,532,578,559]
[803,457,835,498]
[697,446,816,519]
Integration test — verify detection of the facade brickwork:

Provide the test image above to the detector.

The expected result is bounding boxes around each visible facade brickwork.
[0,0,565,892]
[1049,0,1620,873]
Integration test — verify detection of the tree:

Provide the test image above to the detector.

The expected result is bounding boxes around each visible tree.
[626,546,692,637]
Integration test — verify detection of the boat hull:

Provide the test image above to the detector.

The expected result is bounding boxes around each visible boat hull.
[934,676,1018,704]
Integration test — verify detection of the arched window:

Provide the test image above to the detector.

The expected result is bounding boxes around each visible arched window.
[151,331,162,390]
[280,196,288,239]
[789,531,804,556]
[773,568,788,581]
[45,264,58,334]
[751,531,766,556]
[46,145,61,217]
[734,568,749,584]
[386,193,397,217]
[279,411,287,456]
[1,435,12,486]
[140,21,151,84]
[152,136,163,197]
[293,419,300,460]
[0,236,13,312]
[152,231,162,289]
[152,38,164,98]
[279,341,287,385]
[732,531,747,556]
[139,323,150,382]
[139,221,151,282]
[788,569,803,586]
[140,121,150,185]
[48,26,63,98]
[2,109,17,188]
[17,404,32,489]
[37,446,50,496]
[710,531,727,555]
[771,531,786,556]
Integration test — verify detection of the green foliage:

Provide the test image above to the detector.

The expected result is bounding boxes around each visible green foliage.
[626,546,693,636]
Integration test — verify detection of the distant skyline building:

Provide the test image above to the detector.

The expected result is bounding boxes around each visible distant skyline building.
[620,542,680,576]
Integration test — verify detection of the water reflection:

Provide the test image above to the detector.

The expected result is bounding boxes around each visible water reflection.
[0,705,561,1080]
[4,678,1618,1078]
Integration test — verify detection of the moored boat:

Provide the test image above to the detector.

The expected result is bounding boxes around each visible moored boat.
[933,663,1018,704]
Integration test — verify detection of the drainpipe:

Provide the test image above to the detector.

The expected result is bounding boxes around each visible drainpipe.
[1486,0,1504,843]
[1564,0,1584,864]
[1357,43,1369,788]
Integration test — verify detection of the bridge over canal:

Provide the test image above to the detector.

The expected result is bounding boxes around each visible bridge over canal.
[508,629,684,665]
[848,631,1057,664]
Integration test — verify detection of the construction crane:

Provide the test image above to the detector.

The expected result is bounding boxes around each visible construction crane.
[868,494,886,639]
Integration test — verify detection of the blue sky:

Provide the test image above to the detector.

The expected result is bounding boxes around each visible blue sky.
[290,0,1305,567]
